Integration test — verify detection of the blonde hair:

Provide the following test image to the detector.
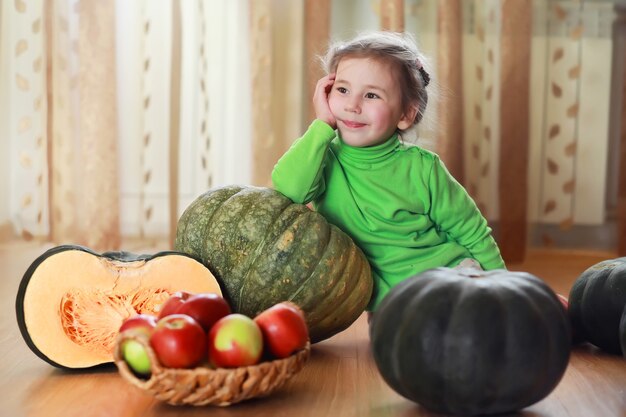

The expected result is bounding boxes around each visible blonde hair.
[321,31,431,129]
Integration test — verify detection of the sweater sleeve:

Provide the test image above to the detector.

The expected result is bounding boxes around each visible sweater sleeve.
[271,119,336,204]
[427,155,506,270]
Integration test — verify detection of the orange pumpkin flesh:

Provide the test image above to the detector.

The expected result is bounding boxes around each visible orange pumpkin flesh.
[16,246,221,369]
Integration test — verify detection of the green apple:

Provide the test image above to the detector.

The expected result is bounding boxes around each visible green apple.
[122,339,151,376]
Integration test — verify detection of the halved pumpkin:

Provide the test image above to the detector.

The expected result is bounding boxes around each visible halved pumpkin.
[15,245,221,369]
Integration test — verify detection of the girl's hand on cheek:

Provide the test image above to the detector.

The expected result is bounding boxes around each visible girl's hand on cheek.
[313,74,337,129]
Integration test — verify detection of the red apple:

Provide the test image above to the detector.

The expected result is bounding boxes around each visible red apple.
[157,291,192,319]
[254,302,309,359]
[176,293,231,332]
[119,313,158,334]
[208,314,263,368]
[150,314,206,368]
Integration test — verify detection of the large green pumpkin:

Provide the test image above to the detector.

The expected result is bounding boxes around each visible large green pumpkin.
[619,307,626,358]
[568,257,626,354]
[370,268,571,416]
[174,185,373,342]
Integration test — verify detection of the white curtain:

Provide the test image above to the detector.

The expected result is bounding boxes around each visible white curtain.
[116,0,253,238]
[528,0,614,227]
[2,0,616,252]
[0,0,254,245]
[0,0,49,240]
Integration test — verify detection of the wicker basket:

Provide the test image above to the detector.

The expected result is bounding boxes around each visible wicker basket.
[113,330,310,406]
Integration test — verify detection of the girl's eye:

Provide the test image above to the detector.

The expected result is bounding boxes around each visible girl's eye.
[336,87,348,94]
[365,92,380,99]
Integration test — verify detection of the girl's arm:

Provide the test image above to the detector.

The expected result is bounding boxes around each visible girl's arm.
[427,155,506,270]
[271,120,336,204]
[272,74,337,204]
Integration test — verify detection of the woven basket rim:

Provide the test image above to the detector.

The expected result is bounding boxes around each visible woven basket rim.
[114,328,310,406]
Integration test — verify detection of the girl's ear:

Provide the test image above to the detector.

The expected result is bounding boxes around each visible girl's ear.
[397,105,419,130]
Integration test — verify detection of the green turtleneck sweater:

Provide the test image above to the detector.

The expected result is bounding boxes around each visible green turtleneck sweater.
[272,120,506,310]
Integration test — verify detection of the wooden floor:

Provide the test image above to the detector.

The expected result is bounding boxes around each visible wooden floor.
[1,240,625,417]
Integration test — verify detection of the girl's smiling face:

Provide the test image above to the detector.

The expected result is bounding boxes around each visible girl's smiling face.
[328,56,416,147]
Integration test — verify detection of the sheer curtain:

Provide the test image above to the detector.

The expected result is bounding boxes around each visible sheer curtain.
[115,0,253,245]
[0,0,119,249]
[528,1,617,253]
[449,0,622,258]
[2,0,623,258]
[321,0,623,260]
[0,0,257,251]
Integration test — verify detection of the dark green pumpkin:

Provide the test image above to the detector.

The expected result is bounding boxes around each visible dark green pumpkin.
[619,307,626,358]
[174,185,373,342]
[568,257,626,354]
[370,268,571,416]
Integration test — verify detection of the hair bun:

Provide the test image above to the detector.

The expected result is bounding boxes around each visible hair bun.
[418,67,430,87]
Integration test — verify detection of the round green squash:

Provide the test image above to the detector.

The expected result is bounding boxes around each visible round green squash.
[619,307,626,358]
[568,257,626,354]
[174,185,373,343]
[370,268,571,416]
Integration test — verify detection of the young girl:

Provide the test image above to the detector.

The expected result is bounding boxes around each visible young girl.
[272,31,505,310]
